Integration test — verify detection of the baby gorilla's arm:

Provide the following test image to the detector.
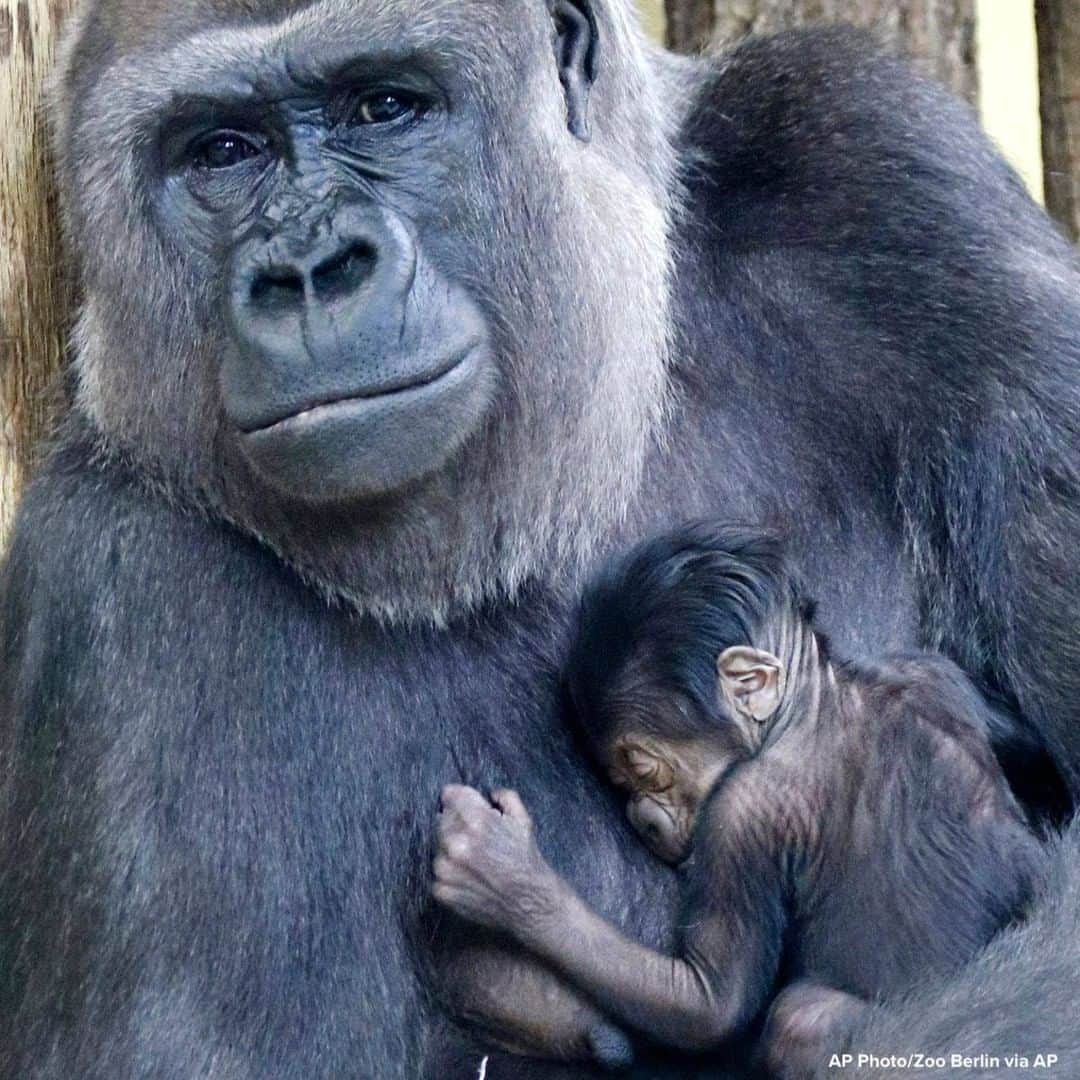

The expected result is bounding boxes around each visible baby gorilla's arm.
[433,786,633,1068]
[433,784,784,1053]
[440,939,633,1069]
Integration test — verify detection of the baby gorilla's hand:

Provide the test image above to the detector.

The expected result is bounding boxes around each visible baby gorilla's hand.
[433,785,562,942]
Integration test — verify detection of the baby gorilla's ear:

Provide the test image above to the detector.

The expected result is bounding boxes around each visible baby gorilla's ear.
[716,646,785,727]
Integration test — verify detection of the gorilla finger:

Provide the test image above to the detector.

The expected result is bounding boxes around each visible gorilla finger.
[437,806,483,840]
[431,881,462,908]
[445,836,474,863]
[441,783,476,808]
[439,813,479,846]
[435,821,461,851]
[490,788,530,823]
[432,855,466,884]
[441,784,490,815]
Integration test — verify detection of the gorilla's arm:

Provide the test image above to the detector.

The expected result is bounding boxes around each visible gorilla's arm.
[678,27,1080,793]
[0,442,433,1077]
[0,452,112,1072]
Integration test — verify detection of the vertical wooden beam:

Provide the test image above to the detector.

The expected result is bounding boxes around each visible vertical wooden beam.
[665,0,715,53]
[1,0,75,554]
[1036,0,1080,241]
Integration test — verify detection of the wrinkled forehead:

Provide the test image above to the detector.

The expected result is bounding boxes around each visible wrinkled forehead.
[62,0,527,114]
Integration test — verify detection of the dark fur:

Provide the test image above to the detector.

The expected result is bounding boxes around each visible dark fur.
[437,526,1043,1072]
[686,650,1046,1062]
[3,7,1080,1078]
[845,823,1080,1078]
[564,522,815,750]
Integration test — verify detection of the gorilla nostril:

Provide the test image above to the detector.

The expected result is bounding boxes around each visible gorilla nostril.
[311,242,378,301]
[250,267,305,311]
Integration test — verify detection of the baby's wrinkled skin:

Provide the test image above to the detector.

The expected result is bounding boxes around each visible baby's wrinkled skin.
[434,644,1042,1076]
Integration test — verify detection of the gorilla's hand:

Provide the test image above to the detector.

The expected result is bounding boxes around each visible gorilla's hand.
[433,785,565,943]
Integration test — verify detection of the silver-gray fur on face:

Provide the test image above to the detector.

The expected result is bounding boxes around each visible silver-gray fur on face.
[52,0,679,624]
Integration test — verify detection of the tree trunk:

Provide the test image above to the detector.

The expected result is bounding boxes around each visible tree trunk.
[1,0,75,553]
[1036,0,1080,243]
[665,0,715,54]
[669,0,978,104]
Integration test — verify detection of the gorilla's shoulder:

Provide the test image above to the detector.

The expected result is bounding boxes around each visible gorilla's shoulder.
[675,26,1030,248]
[686,24,969,150]
[708,23,917,86]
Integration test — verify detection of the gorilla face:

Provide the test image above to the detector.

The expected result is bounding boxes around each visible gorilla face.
[158,44,499,503]
[55,0,677,619]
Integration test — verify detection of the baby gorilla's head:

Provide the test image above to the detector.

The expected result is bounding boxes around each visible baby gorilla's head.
[564,522,815,864]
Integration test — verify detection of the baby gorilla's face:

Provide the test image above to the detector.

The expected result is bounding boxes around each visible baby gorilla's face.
[606,736,735,864]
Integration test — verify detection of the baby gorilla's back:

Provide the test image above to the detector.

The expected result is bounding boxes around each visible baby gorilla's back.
[792,655,1043,999]
[734,655,1044,1079]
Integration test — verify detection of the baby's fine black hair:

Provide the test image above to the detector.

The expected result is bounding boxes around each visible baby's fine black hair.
[563,521,815,750]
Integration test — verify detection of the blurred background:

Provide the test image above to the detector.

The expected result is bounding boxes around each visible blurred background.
[2,0,1078,549]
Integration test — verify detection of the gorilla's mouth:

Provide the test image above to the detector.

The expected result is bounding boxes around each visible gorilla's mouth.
[240,345,478,435]
[232,339,493,503]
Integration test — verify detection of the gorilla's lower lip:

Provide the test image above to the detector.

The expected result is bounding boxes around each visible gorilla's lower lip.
[241,347,476,435]
[237,342,492,504]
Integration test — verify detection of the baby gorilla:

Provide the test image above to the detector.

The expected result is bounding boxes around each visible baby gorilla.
[433,523,1045,1076]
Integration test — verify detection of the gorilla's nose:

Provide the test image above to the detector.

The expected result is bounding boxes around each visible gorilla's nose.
[224,205,427,433]
[246,238,379,312]
[231,203,414,341]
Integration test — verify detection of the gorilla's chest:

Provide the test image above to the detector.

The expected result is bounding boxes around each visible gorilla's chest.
[82,479,913,957]
[83,545,677,957]
[14,456,920,1075]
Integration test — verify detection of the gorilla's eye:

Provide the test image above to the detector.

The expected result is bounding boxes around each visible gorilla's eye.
[622,747,673,791]
[190,131,263,171]
[353,92,419,126]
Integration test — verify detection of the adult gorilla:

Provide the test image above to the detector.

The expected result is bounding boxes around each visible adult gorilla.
[2,0,1079,1076]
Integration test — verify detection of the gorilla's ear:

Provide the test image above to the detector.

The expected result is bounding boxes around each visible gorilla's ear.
[550,0,599,142]
[716,647,785,729]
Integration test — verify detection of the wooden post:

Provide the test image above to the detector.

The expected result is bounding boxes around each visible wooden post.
[1,0,75,554]
[665,0,715,53]
[1036,0,1080,242]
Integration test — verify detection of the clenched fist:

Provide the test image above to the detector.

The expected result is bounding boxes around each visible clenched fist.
[432,785,563,943]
